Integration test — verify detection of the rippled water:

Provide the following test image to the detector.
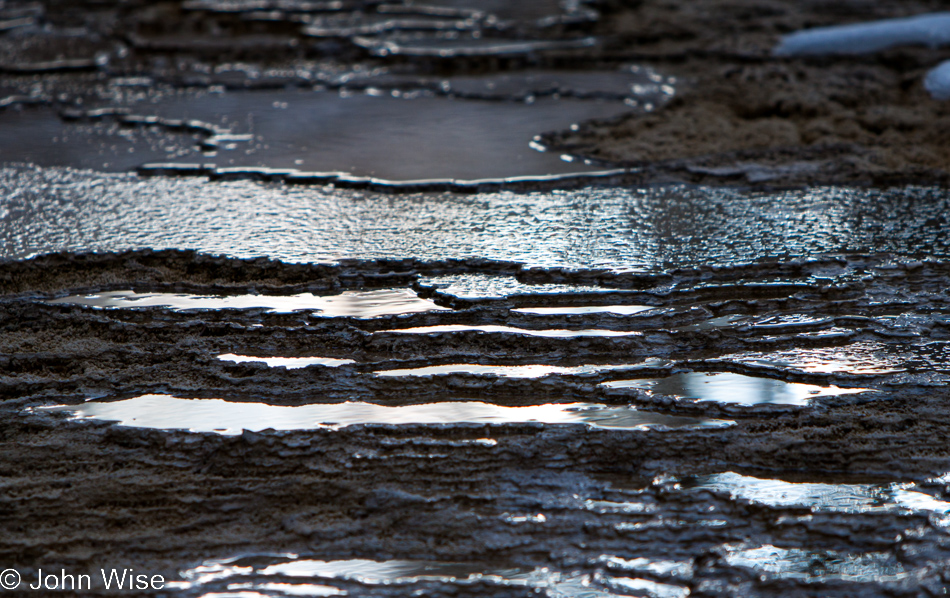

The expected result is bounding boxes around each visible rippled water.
[50,394,733,433]
[420,273,615,299]
[4,167,949,268]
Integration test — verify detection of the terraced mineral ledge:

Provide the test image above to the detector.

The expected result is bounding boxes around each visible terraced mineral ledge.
[3,1,950,596]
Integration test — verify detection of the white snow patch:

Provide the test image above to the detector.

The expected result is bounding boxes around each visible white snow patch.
[925,60,950,100]
[774,12,950,57]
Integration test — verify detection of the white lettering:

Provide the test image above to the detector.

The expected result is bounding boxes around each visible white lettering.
[101,568,129,589]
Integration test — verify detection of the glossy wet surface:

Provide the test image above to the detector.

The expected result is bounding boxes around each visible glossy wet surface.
[0,86,637,181]
[169,554,694,598]
[4,2,950,595]
[682,471,950,515]
[47,289,446,317]
[419,274,615,300]
[5,167,950,267]
[218,354,357,368]
[158,467,950,595]
[50,394,733,433]
[8,252,950,598]
[602,372,873,406]
[375,362,656,378]
[383,324,641,338]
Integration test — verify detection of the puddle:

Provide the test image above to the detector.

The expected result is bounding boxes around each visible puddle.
[170,554,690,598]
[725,343,908,375]
[420,273,614,300]
[381,324,641,338]
[723,545,907,583]
[684,472,950,515]
[49,394,733,434]
[0,89,631,181]
[601,372,873,406]
[47,289,447,317]
[0,106,205,172]
[375,361,665,378]
[218,354,356,368]
[6,167,950,270]
[681,313,834,332]
[514,305,656,316]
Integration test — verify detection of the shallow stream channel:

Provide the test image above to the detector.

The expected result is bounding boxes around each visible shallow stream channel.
[3,1,950,597]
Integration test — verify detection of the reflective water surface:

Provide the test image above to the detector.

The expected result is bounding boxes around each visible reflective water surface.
[51,394,734,434]
[4,167,950,269]
[48,289,447,317]
[420,273,614,300]
[218,354,357,368]
[684,472,950,514]
[723,545,907,583]
[382,324,641,338]
[602,372,874,406]
[375,361,663,378]
[725,342,950,376]
[170,554,692,598]
[0,89,631,181]
[513,305,656,315]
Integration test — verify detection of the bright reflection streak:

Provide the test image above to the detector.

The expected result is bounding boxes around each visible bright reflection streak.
[218,354,356,368]
[375,362,658,378]
[47,394,733,434]
[602,372,874,406]
[381,325,640,338]
[687,472,950,514]
[723,544,907,583]
[48,289,448,317]
[513,305,655,315]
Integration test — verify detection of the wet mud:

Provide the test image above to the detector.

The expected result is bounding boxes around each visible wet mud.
[3,1,950,596]
[4,250,950,596]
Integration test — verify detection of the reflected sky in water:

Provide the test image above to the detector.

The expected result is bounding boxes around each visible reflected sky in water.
[0,90,629,181]
[420,273,614,299]
[48,289,446,317]
[49,394,733,434]
[218,354,356,368]
[375,361,663,378]
[382,324,641,338]
[685,472,950,514]
[171,554,690,598]
[723,342,913,375]
[513,305,656,315]
[3,167,950,270]
[723,545,907,583]
[602,372,873,406]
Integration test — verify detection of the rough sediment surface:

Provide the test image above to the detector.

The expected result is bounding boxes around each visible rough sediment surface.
[548,0,950,186]
[3,1,950,596]
[2,0,948,186]
[4,251,950,596]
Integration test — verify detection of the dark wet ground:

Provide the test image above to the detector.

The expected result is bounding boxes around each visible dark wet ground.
[2,1,950,597]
